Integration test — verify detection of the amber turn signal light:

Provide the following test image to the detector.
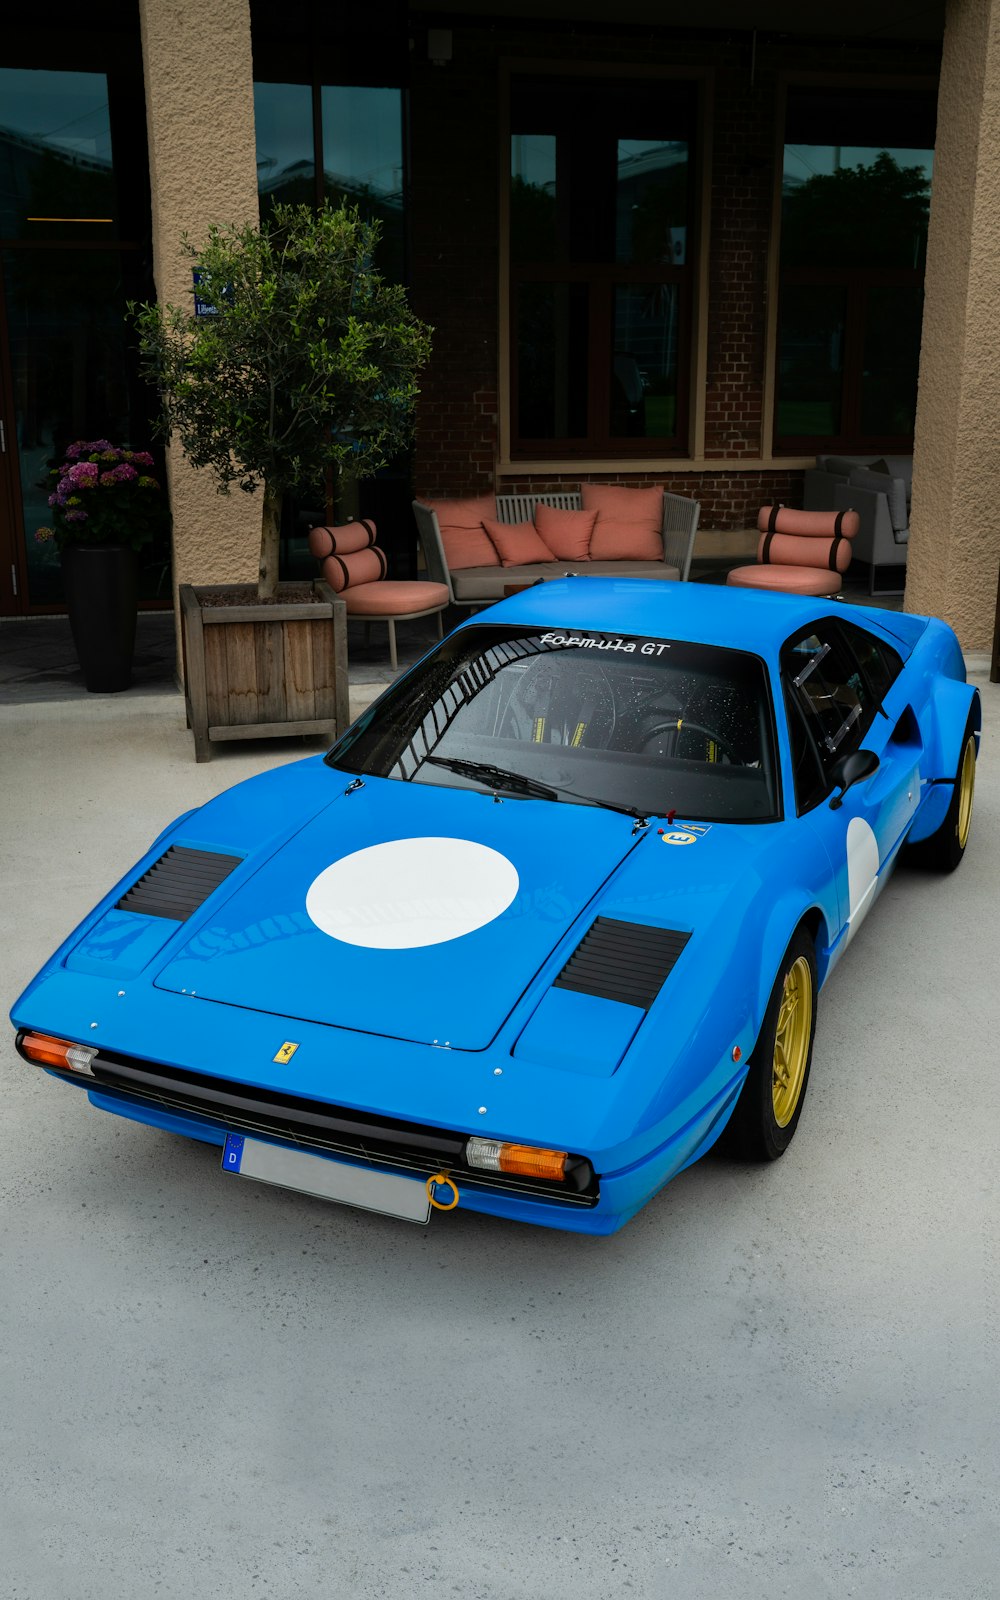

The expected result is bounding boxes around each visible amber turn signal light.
[465,1136,569,1181]
[19,1033,96,1074]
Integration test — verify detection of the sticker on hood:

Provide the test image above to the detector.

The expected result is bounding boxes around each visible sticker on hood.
[305,837,520,949]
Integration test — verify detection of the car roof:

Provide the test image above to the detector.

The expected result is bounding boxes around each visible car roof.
[465,577,851,655]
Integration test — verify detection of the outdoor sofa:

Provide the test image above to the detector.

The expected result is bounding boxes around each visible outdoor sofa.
[412,487,700,609]
[803,454,912,596]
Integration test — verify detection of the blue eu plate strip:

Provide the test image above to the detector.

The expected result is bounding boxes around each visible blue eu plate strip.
[222,1132,245,1173]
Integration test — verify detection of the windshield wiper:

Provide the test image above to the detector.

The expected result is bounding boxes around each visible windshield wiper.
[424,755,559,801]
[424,755,648,823]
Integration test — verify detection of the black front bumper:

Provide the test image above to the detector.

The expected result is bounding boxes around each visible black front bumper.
[18,1034,599,1209]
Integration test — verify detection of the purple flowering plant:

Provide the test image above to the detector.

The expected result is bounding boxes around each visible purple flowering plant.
[36,440,169,552]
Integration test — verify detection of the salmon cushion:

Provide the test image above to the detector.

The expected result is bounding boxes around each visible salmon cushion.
[532,502,596,561]
[482,517,555,567]
[728,565,841,596]
[757,530,853,574]
[345,580,450,616]
[581,484,663,561]
[425,496,499,569]
[757,505,860,540]
[320,546,388,592]
[308,520,376,559]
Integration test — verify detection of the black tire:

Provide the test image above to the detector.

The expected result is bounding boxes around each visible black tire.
[723,926,817,1162]
[908,710,977,873]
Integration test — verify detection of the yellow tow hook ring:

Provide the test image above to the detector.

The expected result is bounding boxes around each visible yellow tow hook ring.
[427,1171,459,1211]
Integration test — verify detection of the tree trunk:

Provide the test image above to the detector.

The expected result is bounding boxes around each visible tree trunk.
[258,485,282,599]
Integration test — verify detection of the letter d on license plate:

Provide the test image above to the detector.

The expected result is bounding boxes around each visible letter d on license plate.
[222,1133,431,1223]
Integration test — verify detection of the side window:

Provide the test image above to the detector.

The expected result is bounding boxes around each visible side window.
[781,623,876,780]
[836,617,904,704]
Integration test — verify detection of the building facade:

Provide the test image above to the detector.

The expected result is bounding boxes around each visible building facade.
[1,0,997,651]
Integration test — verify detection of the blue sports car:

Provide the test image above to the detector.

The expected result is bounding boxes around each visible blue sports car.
[11,581,980,1234]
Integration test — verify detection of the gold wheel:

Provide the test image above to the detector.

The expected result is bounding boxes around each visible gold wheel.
[772,956,813,1128]
[957,734,976,850]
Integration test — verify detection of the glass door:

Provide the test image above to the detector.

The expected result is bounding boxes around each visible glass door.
[0,66,154,614]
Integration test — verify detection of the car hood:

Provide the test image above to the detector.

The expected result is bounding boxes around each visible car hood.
[153,778,646,1050]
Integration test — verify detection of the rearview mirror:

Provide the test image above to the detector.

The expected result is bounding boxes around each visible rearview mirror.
[829,748,879,810]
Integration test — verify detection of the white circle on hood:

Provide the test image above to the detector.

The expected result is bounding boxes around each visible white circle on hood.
[306,836,520,949]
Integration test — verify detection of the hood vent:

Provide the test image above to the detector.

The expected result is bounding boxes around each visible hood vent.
[116,845,242,922]
[554,917,690,1011]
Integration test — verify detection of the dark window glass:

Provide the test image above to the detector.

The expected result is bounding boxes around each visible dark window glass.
[4,247,137,606]
[254,82,404,277]
[321,86,404,282]
[615,139,690,266]
[0,68,117,239]
[254,82,315,215]
[510,77,696,457]
[0,64,156,615]
[859,284,924,437]
[330,625,780,823]
[775,85,935,453]
[515,282,589,440]
[776,283,846,439]
[510,134,557,263]
[836,617,904,701]
[612,283,680,440]
[782,624,877,776]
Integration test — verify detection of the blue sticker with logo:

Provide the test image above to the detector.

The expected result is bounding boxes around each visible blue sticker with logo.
[222,1132,245,1173]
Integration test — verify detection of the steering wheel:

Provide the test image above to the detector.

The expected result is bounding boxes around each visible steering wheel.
[639,719,740,763]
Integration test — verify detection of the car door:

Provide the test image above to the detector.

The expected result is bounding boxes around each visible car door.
[780,617,919,949]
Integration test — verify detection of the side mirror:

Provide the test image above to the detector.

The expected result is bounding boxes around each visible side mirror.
[829,748,879,810]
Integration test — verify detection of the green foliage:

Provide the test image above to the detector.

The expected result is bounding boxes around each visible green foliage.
[130,199,433,509]
[781,151,931,270]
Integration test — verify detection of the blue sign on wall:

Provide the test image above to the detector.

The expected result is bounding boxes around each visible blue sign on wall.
[193,268,219,318]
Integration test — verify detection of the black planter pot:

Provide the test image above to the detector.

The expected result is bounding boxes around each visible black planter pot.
[61,544,139,693]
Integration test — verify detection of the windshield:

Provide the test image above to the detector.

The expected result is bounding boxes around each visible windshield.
[329,625,780,823]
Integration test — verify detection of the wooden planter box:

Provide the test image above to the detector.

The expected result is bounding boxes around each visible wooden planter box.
[179,581,349,762]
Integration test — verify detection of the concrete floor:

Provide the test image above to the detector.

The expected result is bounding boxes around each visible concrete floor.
[1,652,997,1598]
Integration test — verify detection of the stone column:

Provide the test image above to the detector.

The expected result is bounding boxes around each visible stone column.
[138,0,260,592]
[907,0,1000,651]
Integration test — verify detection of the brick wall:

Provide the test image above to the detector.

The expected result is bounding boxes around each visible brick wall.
[409,38,500,500]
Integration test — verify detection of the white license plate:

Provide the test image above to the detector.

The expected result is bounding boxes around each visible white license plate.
[221,1132,431,1224]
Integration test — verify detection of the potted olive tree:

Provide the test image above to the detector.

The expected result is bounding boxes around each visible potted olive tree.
[131,200,432,759]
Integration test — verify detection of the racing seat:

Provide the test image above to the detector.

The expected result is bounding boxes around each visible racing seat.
[727,505,860,597]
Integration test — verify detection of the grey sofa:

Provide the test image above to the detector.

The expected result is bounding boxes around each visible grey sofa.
[412,491,700,608]
[803,455,911,596]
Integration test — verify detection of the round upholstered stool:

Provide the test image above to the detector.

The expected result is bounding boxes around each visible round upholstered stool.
[727,565,842,596]
[344,580,451,671]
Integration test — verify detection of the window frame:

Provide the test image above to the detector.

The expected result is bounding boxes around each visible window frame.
[499,59,712,470]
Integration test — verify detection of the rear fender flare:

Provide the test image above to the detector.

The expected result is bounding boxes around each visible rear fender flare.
[909,682,980,844]
[920,679,980,780]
